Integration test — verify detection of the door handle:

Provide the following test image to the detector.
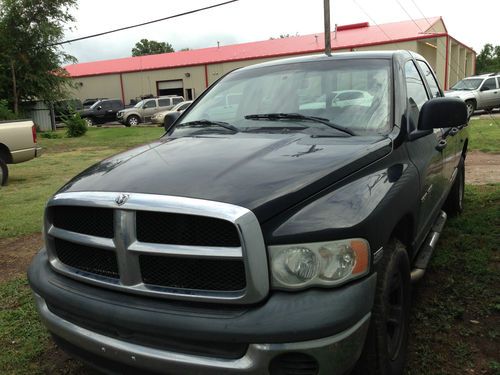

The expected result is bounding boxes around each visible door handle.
[435,139,447,151]
[448,127,459,136]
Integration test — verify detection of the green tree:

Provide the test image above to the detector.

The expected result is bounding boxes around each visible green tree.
[132,39,174,56]
[0,0,77,114]
[476,43,500,74]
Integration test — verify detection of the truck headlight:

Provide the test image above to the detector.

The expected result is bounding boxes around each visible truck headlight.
[269,239,370,289]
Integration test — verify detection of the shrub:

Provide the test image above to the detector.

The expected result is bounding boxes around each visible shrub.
[63,111,87,138]
[0,100,17,120]
[40,131,62,139]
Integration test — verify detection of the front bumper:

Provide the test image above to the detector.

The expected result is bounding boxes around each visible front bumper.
[29,250,376,374]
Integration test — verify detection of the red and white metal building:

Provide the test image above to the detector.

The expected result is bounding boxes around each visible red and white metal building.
[66,17,475,104]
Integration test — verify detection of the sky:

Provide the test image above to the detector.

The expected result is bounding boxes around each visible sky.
[61,0,499,64]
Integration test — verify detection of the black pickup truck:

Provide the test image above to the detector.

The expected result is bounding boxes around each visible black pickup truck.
[28,51,468,375]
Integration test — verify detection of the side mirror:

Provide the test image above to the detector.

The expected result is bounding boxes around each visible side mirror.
[480,86,489,92]
[96,105,102,110]
[163,111,182,131]
[418,97,467,131]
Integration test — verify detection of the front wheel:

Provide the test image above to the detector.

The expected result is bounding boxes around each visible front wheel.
[126,115,140,127]
[353,240,411,375]
[84,117,93,126]
[0,158,9,186]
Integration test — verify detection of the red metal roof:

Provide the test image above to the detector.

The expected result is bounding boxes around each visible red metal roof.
[66,17,444,78]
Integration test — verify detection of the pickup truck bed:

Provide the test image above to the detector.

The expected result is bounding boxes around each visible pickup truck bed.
[0,119,42,185]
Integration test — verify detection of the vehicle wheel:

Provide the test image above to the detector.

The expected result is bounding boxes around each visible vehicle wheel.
[352,239,411,375]
[126,115,140,127]
[443,156,465,216]
[84,117,93,126]
[0,158,8,186]
[465,100,475,120]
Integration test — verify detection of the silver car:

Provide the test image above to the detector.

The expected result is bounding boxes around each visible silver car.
[117,96,184,126]
[151,101,193,125]
[445,73,500,118]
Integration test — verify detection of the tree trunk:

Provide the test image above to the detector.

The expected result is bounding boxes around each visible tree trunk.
[10,60,18,115]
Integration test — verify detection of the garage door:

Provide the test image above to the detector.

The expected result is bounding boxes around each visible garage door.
[157,80,183,97]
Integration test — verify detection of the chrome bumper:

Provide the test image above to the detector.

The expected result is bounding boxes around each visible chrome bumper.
[34,293,370,374]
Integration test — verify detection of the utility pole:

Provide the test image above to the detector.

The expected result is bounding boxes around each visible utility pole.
[324,0,331,56]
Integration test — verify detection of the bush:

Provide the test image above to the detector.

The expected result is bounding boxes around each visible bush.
[63,111,87,138]
[0,100,17,120]
[40,131,62,139]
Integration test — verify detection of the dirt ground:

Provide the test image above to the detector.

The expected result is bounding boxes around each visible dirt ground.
[466,151,500,185]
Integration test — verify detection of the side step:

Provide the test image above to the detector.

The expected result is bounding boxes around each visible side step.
[410,210,447,282]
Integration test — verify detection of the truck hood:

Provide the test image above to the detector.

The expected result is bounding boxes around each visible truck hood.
[58,133,392,222]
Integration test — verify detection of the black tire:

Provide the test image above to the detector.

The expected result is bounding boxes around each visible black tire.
[0,158,8,186]
[465,100,475,120]
[84,117,93,126]
[126,115,140,127]
[443,156,465,216]
[353,240,411,375]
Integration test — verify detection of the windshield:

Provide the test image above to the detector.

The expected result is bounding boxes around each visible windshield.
[134,100,145,108]
[451,78,483,90]
[173,59,391,136]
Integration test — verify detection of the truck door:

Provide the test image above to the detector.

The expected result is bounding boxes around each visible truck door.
[142,99,158,122]
[417,60,460,186]
[404,60,446,237]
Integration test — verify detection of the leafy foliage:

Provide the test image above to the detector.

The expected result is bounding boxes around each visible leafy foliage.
[132,39,174,56]
[0,99,17,120]
[0,0,77,114]
[63,111,87,138]
[476,44,500,74]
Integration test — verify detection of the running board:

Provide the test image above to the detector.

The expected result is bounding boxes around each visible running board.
[411,210,447,282]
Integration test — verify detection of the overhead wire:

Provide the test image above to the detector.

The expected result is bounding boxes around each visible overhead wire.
[49,0,239,46]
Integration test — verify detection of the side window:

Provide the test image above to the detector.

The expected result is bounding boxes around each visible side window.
[417,60,441,98]
[405,61,429,128]
[143,100,157,109]
[100,101,111,110]
[481,78,496,91]
[158,98,170,107]
[172,97,183,105]
[178,102,190,111]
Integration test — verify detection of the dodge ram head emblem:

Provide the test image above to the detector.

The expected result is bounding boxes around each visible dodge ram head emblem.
[115,193,130,206]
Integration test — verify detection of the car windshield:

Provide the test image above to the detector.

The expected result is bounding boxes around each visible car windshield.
[172,58,391,136]
[134,100,145,108]
[451,78,483,90]
[90,101,102,109]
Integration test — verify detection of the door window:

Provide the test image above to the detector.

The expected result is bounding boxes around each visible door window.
[481,78,497,91]
[144,100,157,109]
[158,98,171,107]
[417,61,441,98]
[173,97,183,105]
[405,61,429,128]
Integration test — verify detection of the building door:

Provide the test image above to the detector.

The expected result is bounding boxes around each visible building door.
[185,88,195,100]
[157,80,183,97]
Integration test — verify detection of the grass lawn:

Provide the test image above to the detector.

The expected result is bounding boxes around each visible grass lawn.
[0,124,498,374]
[468,118,500,153]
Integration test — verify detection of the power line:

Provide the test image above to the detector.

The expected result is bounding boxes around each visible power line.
[50,0,239,46]
[351,0,400,47]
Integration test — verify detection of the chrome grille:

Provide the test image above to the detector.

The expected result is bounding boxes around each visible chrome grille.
[44,192,269,304]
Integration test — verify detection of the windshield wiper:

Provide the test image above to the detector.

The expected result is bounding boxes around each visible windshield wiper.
[244,113,354,136]
[178,120,239,133]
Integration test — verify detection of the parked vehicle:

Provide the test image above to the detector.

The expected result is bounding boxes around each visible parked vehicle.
[82,98,107,109]
[117,95,184,126]
[0,120,41,185]
[28,51,468,375]
[151,100,192,125]
[445,72,500,118]
[79,99,124,126]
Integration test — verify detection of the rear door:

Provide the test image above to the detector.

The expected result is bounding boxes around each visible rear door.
[479,77,499,108]
[404,60,446,237]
